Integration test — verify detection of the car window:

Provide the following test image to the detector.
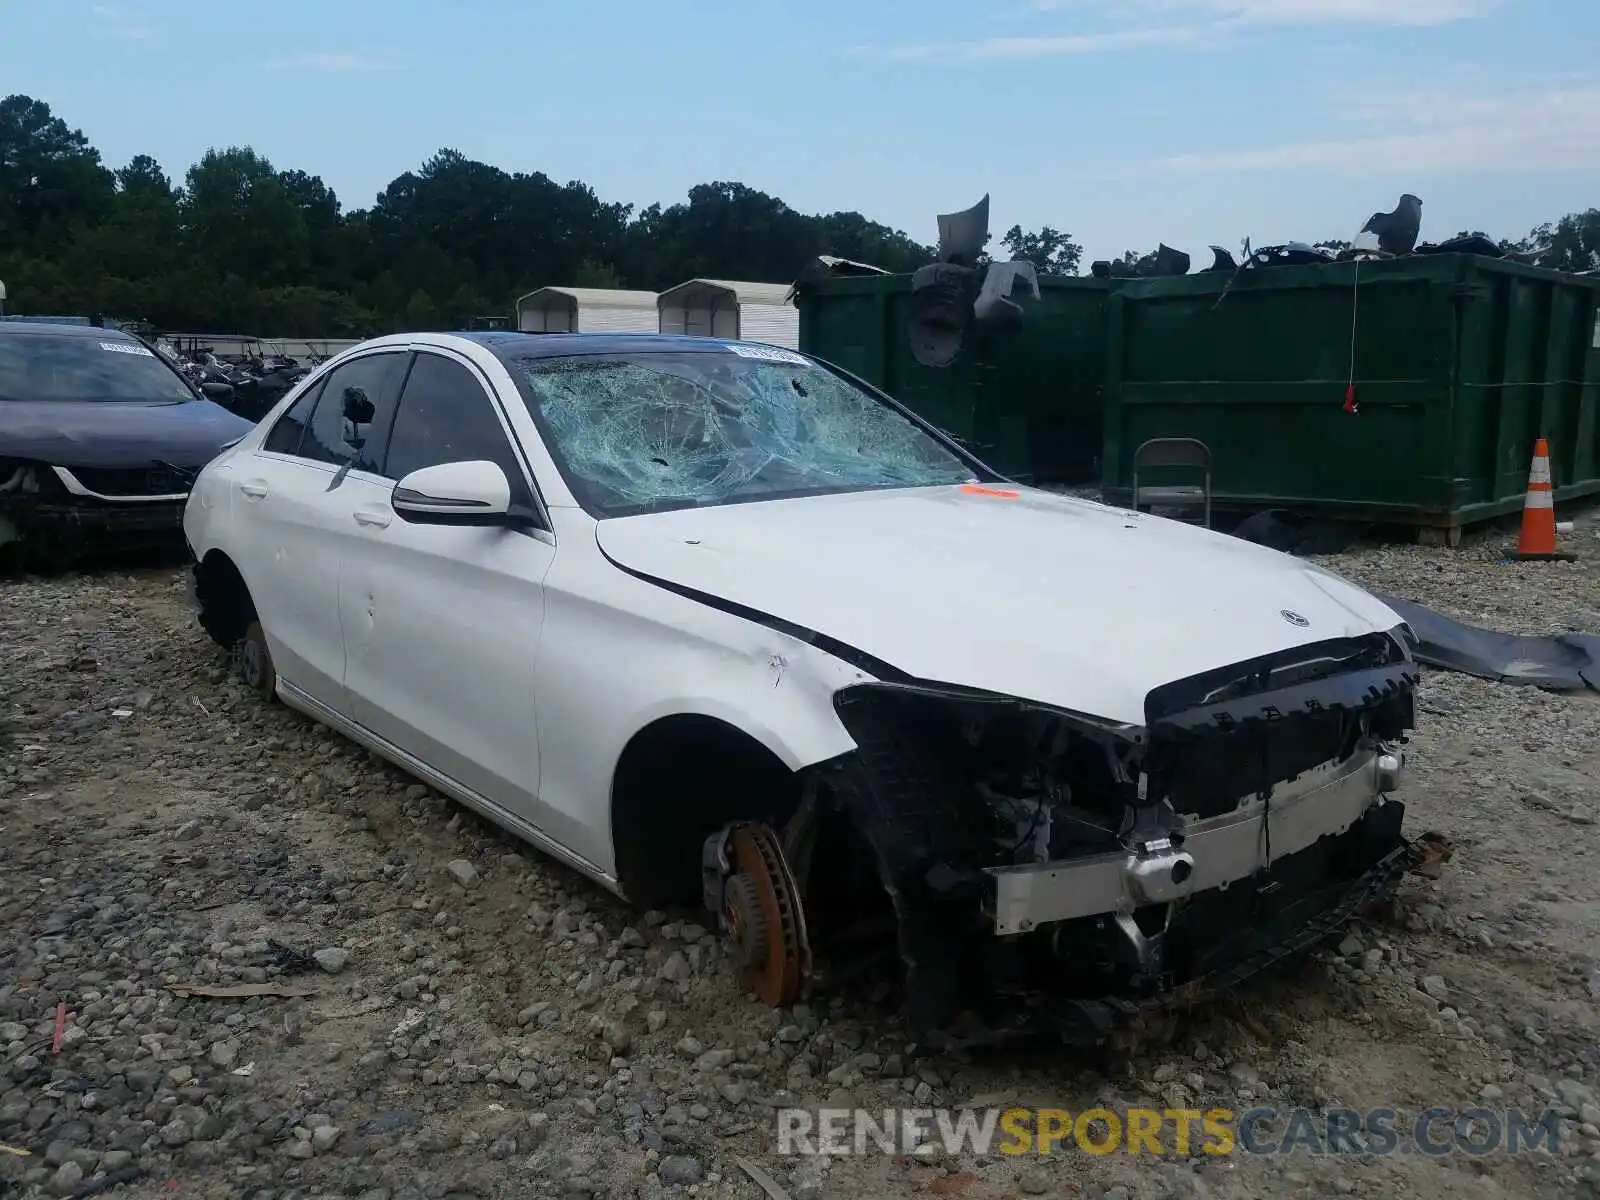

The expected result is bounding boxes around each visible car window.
[0,332,197,404]
[261,380,324,455]
[300,353,404,470]
[382,352,530,500]
[505,347,978,517]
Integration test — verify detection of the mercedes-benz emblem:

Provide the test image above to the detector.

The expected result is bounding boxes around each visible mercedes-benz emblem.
[1280,609,1310,627]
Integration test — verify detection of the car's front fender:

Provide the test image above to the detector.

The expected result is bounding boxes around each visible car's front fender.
[530,536,873,878]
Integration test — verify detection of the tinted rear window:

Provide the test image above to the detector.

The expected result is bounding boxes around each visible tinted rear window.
[0,333,196,404]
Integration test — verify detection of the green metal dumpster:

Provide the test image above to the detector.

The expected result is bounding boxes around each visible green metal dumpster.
[1102,253,1600,538]
[796,273,1113,482]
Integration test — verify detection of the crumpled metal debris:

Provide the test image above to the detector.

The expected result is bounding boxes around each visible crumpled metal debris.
[1404,831,1455,880]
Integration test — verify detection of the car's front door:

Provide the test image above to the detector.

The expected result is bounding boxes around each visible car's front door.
[235,350,406,710]
[339,347,556,831]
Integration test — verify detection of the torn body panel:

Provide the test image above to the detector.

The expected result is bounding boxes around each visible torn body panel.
[744,630,1420,1042]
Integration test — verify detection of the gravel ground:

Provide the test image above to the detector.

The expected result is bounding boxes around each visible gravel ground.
[2,504,1599,1200]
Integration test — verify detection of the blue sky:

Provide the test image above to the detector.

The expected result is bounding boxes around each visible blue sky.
[4,0,1598,268]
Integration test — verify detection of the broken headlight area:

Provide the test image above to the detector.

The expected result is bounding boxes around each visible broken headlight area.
[1,459,42,498]
[704,632,1424,1046]
[0,458,44,554]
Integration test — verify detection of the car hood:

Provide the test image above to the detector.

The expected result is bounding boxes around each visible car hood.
[593,485,1405,725]
[0,398,254,469]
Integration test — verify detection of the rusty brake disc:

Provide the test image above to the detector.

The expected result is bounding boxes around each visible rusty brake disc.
[727,823,812,1007]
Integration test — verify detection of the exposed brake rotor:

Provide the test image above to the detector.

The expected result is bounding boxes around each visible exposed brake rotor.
[726,824,812,1007]
[722,873,768,969]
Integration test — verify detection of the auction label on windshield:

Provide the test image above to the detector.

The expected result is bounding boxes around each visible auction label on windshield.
[726,342,808,365]
[101,341,155,357]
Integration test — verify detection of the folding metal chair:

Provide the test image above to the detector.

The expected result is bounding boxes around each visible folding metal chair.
[1131,437,1213,528]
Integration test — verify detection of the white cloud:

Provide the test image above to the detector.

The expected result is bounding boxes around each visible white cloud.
[1145,83,1600,176]
[89,4,162,43]
[874,0,1489,62]
[1027,0,1488,24]
[855,24,1214,62]
[264,52,404,73]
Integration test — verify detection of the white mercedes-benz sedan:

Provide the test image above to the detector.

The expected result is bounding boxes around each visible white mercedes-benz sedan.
[184,330,1420,1043]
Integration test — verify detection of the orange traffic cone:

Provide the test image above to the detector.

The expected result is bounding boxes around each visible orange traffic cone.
[1509,437,1576,561]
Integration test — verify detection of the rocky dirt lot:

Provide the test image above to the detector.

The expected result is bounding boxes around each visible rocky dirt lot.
[2,508,1599,1200]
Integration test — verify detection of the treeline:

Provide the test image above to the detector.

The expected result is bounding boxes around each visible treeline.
[2,93,1597,338]
[0,94,944,336]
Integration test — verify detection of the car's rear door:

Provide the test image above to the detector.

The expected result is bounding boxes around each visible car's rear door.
[338,346,557,832]
[233,349,407,711]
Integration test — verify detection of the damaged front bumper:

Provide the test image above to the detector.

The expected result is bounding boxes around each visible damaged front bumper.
[987,744,1403,936]
[762,630,1428,1045]
[0,499,188,562]
[986,819,1416,1050]
[0,462,190,558]
[967,746,1413,1047]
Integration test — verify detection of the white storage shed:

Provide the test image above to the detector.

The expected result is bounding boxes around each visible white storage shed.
[515,287,660,334]
[656,279,800,348]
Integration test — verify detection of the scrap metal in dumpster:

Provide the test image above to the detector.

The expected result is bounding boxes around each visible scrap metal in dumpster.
[797,273,1113,484]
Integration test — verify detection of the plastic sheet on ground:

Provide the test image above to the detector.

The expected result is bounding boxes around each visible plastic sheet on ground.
[1375,594,1598,692]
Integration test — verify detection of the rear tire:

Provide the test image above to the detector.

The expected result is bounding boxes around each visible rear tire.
[240,620,277,700]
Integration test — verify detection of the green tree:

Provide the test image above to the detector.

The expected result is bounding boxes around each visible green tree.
[277,168,346,281]
[621,182,810,286]
[55,153,183,312]
[1519,210,1600,272]
[183,147,310,289]
[1000,224,1082,275]
[10,89,1591,339]
[573,258,624,289]
[808,211,930,272]
[118,153,173,197]
[0,94,115,255]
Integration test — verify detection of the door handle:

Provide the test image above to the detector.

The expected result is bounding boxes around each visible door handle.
[353,509,392,529]
[239,481,268,500]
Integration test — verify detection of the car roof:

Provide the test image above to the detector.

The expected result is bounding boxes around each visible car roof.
[448,331,793,362]
[0,320,138,340]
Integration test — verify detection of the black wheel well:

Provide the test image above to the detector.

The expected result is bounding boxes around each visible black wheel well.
[195,549,257,648]
[610,714,801,911]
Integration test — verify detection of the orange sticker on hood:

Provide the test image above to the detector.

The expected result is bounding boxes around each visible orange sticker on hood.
[959,484,1021,499]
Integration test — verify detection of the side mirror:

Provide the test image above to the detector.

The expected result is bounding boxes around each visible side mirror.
[392,460,514,527]
[201,381,235,400]
[342,385,375,450]
[342,386,375,424]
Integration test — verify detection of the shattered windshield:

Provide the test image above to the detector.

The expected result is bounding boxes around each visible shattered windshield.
[508,345,978,515]
[0,333,196,404]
